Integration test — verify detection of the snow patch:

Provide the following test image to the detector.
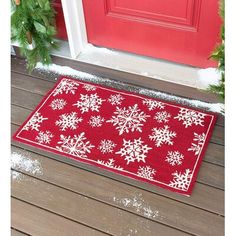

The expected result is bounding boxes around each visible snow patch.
[139,88,224,114]
[127,228,138,236]
[11,170,23,181]
[113,193,159,219]
[35,63,224,114]
[82,44,117,55]
[11,152,43,180]
[35,62,101,81]
[197,68,221,89]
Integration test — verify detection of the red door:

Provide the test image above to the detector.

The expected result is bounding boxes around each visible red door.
[82,0,221,68]
[52,0,68,40]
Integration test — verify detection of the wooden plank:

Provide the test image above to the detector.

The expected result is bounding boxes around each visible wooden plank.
[11,198,108,236]
[11,145,224,216]
[198,163,224,190]
[11,84,224,145]
[11,228,29,236]
[11,55,221,103]
[12,171,223,236]
[204,142,224,167]
[11,104,225,188]
[210,125,224,146]
[11,68,224,127]
[11,72,55,96]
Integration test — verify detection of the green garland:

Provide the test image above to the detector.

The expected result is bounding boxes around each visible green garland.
[209,0,225,101]
[11,0,59,72]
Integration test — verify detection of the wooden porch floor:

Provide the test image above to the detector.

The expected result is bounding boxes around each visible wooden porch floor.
[11,55,224,236]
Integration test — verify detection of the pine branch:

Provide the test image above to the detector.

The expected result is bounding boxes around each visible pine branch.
[209,0,225,102]
[11,0,59,72]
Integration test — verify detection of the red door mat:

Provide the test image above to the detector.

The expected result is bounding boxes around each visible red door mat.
[13,77,217,196]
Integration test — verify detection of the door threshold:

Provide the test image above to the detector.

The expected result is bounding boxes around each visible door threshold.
[76,44,220,90]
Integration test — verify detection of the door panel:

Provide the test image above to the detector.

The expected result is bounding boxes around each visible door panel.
[82,0,221,68]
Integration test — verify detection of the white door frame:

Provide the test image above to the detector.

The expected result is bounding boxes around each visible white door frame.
[61,0,88,59]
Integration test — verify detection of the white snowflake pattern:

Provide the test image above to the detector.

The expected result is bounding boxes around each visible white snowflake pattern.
[88,115,105,127]
[97,158,123,170]
[56,133,95,158]
[174,108,206,128]
[154,111,171,123]
[137,166,156,180]
[73,93,105,113]
[142,99,165,111]
[83,84,97,91]
[55,112,83,131]
[49,99,67,110]
[149,125,176,147]
[169,169,192,191]
[165,151,184,166]
[106,104,150,135]
[108,94,125,105]
[98,139,117,154]
[116,138,152,164]
[188,132,206,155]
[22,112,48,131]
[35,130,54,144]
[53,79,79,96]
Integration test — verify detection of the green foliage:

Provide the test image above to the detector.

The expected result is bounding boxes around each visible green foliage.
[209,0,225,101]
[11,0,59,72]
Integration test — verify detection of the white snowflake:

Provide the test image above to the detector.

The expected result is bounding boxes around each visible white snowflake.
[169,169,192,191]
[98,139,117,154]
[108,94,125,105]
[55,112,83,131]
[97,158,123,170]
[106,104,150,135]
[49,99,67,110]
[83,84,97,91]
[165,151,184,166]
[88,115,105,127]
[56,133,94,158]
[154,111,171,123]
[137,166,156,180]
[149,125,176,147]
[174,108,206,128]
[73,93,105,113]
[142,99,165,111]
[188,132,206,155]
[116,138,152,164]
[22,112,48,131]
[53,78,79,96]
[35,130,54,144]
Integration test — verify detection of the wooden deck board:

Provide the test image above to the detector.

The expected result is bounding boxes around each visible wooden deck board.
[11,55,224,235]
[12,198,108,236]
[11,228,29,236]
